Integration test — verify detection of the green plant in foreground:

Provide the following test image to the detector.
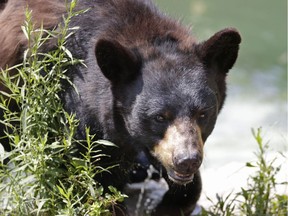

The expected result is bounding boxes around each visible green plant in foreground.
[203,128,288,216]
[0,1,125,215]
[238,128,287,216]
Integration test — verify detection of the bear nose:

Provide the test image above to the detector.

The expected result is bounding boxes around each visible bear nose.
[172,153,202,174]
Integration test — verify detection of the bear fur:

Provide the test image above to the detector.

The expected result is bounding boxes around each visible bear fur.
[0,0,241,215]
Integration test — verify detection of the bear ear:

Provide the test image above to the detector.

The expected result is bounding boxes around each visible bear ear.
[95,39,142,84]
[196,28,241,73]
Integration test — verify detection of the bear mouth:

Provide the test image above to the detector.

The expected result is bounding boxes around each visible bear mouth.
[167,169,194,185]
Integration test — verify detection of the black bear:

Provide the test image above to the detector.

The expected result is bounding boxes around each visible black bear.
[0,0,241,215]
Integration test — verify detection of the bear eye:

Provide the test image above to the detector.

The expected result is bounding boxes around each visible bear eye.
[154,114,166,123]
[197,112,207,122]
[199,113,206,118]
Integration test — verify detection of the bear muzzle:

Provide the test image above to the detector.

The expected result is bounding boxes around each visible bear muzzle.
[165,151,202,185]
[152,120,204,185]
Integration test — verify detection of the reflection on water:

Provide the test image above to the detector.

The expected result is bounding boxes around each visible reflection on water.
[155,0,287,208]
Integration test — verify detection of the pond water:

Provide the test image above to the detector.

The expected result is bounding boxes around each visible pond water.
[153,0,287,208]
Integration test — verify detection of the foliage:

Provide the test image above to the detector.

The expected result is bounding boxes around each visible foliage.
[202,128,288,216]
[0,1,126,215]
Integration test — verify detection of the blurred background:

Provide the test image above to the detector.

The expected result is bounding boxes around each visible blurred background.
[154,0,287,207]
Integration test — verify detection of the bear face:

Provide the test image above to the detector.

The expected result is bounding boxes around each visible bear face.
[95,29,241,185]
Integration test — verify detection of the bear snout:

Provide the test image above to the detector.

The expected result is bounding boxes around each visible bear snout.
[152,118,204,185]
[172,152,202,175]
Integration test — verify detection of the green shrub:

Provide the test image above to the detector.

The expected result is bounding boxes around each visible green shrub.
[202,128,288,216]
[0,1,125,215]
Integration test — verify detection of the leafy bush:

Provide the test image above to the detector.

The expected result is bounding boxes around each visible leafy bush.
[203,128,288,216]
[0,1,125,215]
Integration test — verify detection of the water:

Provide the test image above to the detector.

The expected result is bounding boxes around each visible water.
[153,0,287,208]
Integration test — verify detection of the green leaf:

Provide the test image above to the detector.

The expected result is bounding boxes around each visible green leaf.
[246,162,256,167]
[96,139,118,147]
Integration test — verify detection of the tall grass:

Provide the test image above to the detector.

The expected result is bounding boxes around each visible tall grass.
[0,1,125,215]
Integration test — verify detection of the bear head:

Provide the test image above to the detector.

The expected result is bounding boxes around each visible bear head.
[95,28,241,185]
